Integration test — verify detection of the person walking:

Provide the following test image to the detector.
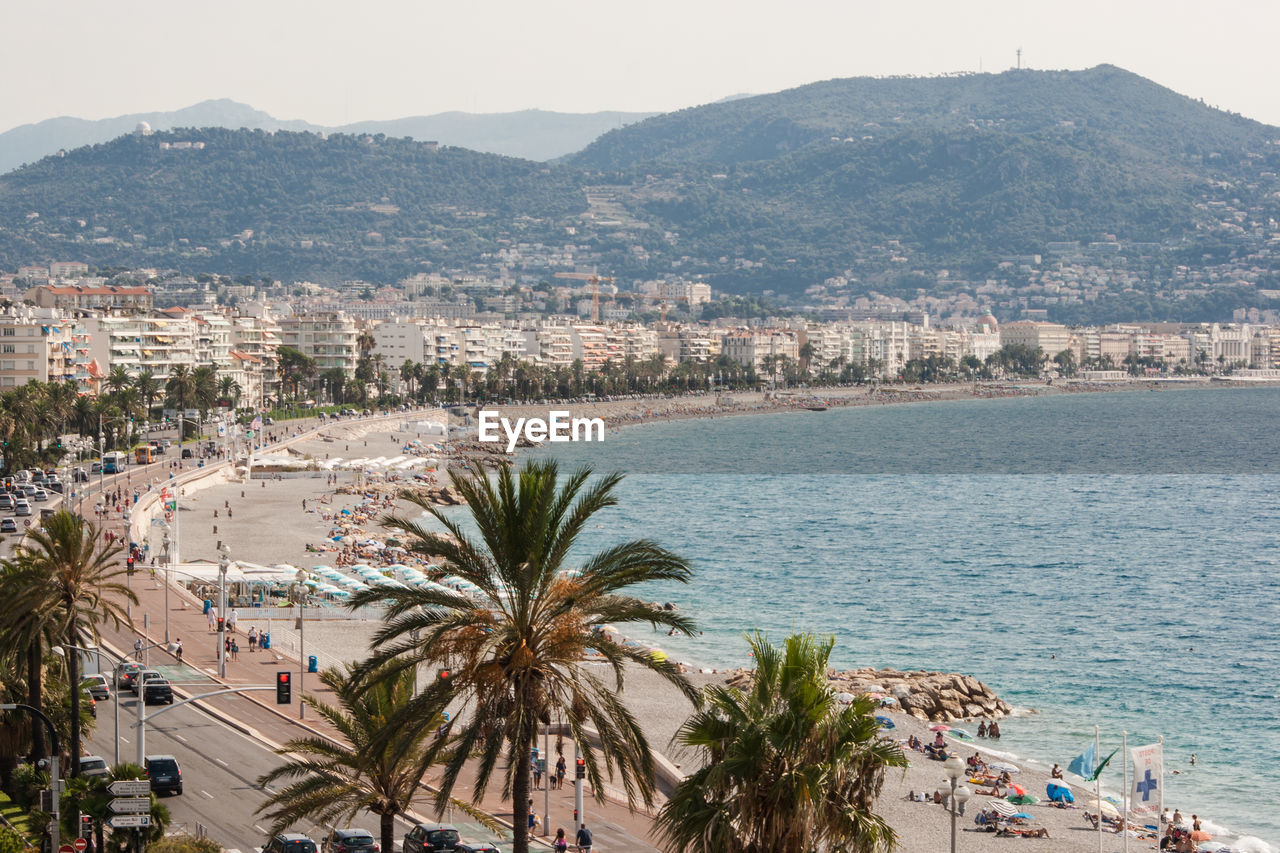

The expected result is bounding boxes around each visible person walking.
[248,626,258,652]
[553,828,568,853]
[555,754,566,790]
[173,638,183,663]
[228,607,238,634]
[575,823,592,853]
[207,605,218,633]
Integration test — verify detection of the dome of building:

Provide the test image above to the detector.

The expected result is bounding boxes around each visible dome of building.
[977,313,999,329]
[134,121,152,136]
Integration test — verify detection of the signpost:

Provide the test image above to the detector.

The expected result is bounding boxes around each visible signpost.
[108,780,150,797]
[109,797,150,814]
[58,845,74,853]
[108,815,151,829]
[73,838,87,852]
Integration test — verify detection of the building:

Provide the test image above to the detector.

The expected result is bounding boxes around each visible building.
[82,314,196,383]
[721,330,800,372]
[999,321,1072,357]
[25,284,154,313]
[278,313,359,375]
[0,309,86,391]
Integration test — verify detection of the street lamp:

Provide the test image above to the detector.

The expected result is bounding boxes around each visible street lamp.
[162,525,172,643]
[217,543,230,678]
[942,754,971,853]
[294,568,307,720]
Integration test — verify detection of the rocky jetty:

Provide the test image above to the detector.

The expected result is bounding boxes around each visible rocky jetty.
[720,666,1013,723]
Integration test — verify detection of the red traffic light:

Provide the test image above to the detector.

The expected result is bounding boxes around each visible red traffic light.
[574,757,585,779]
[276,671,292,704]
[437,669,451,681]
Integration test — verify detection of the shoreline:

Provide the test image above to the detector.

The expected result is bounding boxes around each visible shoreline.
[163,392,1276,853]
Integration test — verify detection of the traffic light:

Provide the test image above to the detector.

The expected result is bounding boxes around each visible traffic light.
[126,556,135,576]
[437,668,451,682]
[216,617,224,632]
[79,813,92,838]
[575,758,585,780]
[276,671,291,704]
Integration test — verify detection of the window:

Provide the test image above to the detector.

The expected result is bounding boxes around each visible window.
[1,328,12,336]
[1,345,12,353]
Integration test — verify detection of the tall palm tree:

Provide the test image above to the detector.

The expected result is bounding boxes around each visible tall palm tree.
[217,376,241,410]
[655,633,907,853]
[257,665,493,853]
[134,370,159,421]
[349,461,697,853]
[104,366,132,397]
[0,560,62,759]
[6,511,133,776]
[191,365,219,422]
[165,365,195,440]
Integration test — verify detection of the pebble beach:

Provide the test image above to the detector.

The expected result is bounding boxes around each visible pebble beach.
[160,398,1265,853]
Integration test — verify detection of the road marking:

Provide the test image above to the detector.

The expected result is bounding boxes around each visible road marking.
[173,734,188,743]
[254,825,269,834]
[200,790,214,799]
[214,757,228,767]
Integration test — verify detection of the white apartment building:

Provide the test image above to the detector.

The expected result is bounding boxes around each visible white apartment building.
[523,324,575,368]
[279,313,359,375]
[569,325,619,370]
[721,330,800,372]
[0,309,88,391]
[232,315,283,405]
[84,314,197,383]
[999,321,1073,357]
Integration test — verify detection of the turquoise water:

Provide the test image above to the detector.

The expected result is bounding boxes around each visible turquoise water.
[524,387,1280,846]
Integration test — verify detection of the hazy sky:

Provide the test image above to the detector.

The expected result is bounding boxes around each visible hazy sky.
[5,0,1277,131]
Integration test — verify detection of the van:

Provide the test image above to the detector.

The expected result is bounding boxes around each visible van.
[144,754,182,795]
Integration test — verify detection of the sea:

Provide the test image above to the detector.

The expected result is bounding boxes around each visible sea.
[521,385,1280,848]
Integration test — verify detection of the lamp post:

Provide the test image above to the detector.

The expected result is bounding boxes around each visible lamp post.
[218,543,230,678]
[2,703,59,853]
[942,754,972,853]
[162,525,172,644]
[57,645,120,766]
[294,569,307,720]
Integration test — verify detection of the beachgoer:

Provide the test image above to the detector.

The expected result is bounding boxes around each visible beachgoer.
[553,828,568,853]
[977,720,987,738]
[575,824,592,853]
[989,720,1001,739]
[933,731,946,749]
[1192,815,1201,831]
[1051,763,1064,779]
[1173,809,1183,826]
[555,754,566,790]
[1189,753,1196,766]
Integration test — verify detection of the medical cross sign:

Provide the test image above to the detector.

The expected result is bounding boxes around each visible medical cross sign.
[1136,769,1158,801]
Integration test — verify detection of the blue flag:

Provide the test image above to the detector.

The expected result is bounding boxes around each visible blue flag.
[1067,741,1096,779]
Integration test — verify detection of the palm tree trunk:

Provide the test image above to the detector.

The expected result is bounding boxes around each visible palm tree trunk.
[512,720,534,853]
[26,644,46,760]
[67,625,80,777]
[380,811,395,853]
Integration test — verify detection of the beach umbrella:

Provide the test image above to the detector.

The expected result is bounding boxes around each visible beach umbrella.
[836,692,856,704]
[1011,813,1034,820]
[1046,781,1074,804]
[1007,783,1026,797]
[875,715,895,729]
[988,800,1017,817]
[1191,831,1213,842]
[987,761,1020,774]
[929,724,951,732]
[1083,798,1119,819]
[1007,793,1037,805]
[948,728,973,740]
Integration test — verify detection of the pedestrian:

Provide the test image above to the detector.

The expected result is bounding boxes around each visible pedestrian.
[533,756,542,789]
[553,828,568,853]
[174,638,183,662]
[224,636,232,658]
[230,639,239,661]
[134,638,143,659]
[248,626,258,652]
[528,799,537,834]
[227,507,232,518]
[575,823,592,853]
[555,753,566,790]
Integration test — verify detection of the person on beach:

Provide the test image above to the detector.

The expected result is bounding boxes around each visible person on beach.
[1051,763,1064,779]
[988,720,1001,739]
[977,720,987,737]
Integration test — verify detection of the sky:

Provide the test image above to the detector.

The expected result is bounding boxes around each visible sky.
[5,0,1279,132]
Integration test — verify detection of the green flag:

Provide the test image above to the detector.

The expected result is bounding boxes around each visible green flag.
[1089,747,1119,782]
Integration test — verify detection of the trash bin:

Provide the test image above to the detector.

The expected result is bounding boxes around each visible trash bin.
[202,599,211,615]
[308,655,318,673]
[260,633,270,650]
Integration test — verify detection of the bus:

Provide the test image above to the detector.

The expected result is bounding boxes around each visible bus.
[102,451,128,474]
[135,446,156,464]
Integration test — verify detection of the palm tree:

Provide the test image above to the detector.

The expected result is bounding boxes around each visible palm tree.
[656,633,907,853]
[191,366,219,422]
[217,376,241,410]
[165,366,195,441]
[6,511,133,776]
[134,370,159,421]
[257,665,493,853]
[349,461,697,853]
[0,560,62,759]
[105,366,132,398]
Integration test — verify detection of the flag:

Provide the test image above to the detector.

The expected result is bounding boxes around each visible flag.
[1130,742,1163,819]
[1067,741,1096,780]
[250,415,262,431]
[1090,747,1119,781]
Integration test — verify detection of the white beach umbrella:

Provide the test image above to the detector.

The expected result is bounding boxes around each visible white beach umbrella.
[987,761,1020,774]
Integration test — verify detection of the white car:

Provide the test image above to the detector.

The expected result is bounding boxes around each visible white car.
[79,755,110,777]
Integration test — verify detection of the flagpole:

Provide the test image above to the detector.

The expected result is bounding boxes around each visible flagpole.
[1158,735,1164,828]
[1122,730,1129,853]
[1095,725,1103,853]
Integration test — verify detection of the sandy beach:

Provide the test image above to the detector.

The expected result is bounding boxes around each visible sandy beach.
[157,399,1249,853]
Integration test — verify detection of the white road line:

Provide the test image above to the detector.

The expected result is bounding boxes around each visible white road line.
[200,790,214,799]
[254,825,269,834]
[173,734,188,743]
[214,757,229,767]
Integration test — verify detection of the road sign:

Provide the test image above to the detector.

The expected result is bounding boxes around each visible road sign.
[74,838,87,852]
[108,780,150,797]
[59,845,74,853]
[109,797,151,814]
[108,815,151,829]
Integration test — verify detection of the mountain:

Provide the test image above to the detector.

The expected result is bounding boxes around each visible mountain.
[2,67,1279,320]
[0,101,657,173]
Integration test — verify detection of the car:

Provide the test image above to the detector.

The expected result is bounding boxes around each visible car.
[134,669,164,694]
[90,462,102,474]
[46,481,64,494]
[143,679,174,705]
[0,494,13,511]
[79,755,110,778]
[115,661,144,691]
[322,828,379,853]
[455,845,501,853]
[30,471,45,484]
[72,467,89,482]
[263,834,318,853]
[263,416,275,425]
[402,823,459,853]
[14,501,31,516]
[181,448,193,459]
[0,519,16,534]
[17,484,37,498]
[144,754,182,795]
[32,489,48,502]
[82,674,110,700]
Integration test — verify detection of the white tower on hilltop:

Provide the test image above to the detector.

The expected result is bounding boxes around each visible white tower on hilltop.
[134,121,152,136]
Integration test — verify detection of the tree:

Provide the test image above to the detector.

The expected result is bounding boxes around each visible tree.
[164,365,195,440]
[348,460,698,853]
[191,366,219,422]
[217,376,241,409]
[134,370,159,420]
[0,558,65,760]
[5,512,133,775]
[257,665,492,853]
[656,633,907,853]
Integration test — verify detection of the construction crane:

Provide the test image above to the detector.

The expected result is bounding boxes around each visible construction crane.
[553,271,615,323]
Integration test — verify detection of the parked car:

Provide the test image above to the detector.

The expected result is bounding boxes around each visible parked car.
[82,674,110,701]
[143,679,174,705]
[90,462,102,474]
[322,828,378,853]
[79,755,110,778]
[0,518,17,534]
[14,500,31,516]
[115,661,144,691]
[263,834,318,853]
[402,823,460,853]
[144,754,182,795]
